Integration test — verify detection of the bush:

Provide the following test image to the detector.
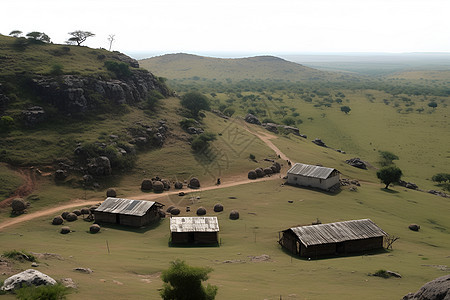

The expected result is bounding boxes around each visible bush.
[281,117,296,126]
[222,107,235,117]
[191,132,216,152]
[160,259,218,300]
[379,150,399,166]
[249,154,255,160]
[431,173,450,183]
[179,118,198,130]
[104,60,132,79]
[0,116,14,132]
[49,64,64,76]
[372,269,390,278]
[15,283,71,300]
[180,92,210,117]
[3,250,36,262]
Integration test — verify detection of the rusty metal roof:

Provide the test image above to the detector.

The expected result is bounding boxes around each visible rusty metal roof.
[287,163,338,179]
[289,219,387,247]
[170,217,219,233]
[95,197,163,217]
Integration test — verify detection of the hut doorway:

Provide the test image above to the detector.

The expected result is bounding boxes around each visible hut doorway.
[116,214,120,224]
[336,242,345,254]
[188,232,195,243]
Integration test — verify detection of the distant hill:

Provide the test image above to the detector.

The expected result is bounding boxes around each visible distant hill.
[139,53,349,81]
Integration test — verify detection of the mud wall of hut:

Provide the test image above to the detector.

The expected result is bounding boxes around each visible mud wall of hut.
[171,232,218,244]
[287,174,339,190]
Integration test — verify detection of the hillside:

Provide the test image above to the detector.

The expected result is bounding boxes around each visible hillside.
[139,53,352,81]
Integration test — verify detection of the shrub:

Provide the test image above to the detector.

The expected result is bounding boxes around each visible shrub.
[15,283,71,300]
[191,132,216,152]
[49,64,64,76]
[160,259,218,300]
[179,118,198,130]
[0,116,14,132]
[372,269,390,278]
[222,107,235,117]
[104,60,132,79]
[281,117,296,126]
[431,173,450,183]
[379,150,399,166]
[3,250,36,262]
[249,154,255,160]
[180,92,210,117]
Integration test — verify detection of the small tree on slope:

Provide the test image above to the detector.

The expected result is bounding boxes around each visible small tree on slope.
[377,166,403,189]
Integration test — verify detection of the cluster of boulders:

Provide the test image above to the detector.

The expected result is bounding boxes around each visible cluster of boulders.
[427,190,449,198]
[141,176,190,193]
[248,162,281,180]
[21,106,46,127]
[10,198,30,215]
[51,204,101,234]
[129,120,168,148]
[345,158,367,170]
[166,203,239,220]
[399,180,419,190]
[312,138,327,147]
[340,178,361,187]
[243,114,306,137]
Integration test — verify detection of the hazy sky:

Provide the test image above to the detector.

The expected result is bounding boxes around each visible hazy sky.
[2,0,449,57]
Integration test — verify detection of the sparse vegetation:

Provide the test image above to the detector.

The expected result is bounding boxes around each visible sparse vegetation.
[2,249,36,262]
[15,283,71,300]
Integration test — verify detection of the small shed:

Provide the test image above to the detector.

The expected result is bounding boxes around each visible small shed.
[94,197,164,227]
[279,219,387,258]
[287,163,340,191]
[170,217,219,245]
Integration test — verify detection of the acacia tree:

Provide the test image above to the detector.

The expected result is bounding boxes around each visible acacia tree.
[9,30,23,37]
[26,31,51,43]
[180,92,210,118]
[160,259,218,300]
[340,105,351,114]
[377,166,403,189]
[67,30,95,46]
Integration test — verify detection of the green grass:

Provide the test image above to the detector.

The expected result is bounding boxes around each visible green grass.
[0,163,23,201]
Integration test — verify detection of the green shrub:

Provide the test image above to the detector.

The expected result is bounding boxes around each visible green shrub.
[0,116,14,132]
[223,107,235,117]
[15,283,71,300]
[249,154,255,160]
[160,259,218,300]
[191,132,216,152]
[432,173,450,183]
[379,150,399,166]
[104,60,132,79]
[179,118,198,130]
[49,64,64,76]
[281,117,296,126]
[3,250,36,262]
[372,269,390,278]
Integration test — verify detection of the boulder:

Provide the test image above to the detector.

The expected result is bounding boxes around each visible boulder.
[52,216,64,225]
[263,167,274,175]
[89,224,101,234]
[0,269,56,292]
[11,198,27,213]
[229,210,240,220]
[141,179,153,191]
[273,162,281,173]
[244,113,261,125]
[255,168,264,178]
[106,188,117,197]
[174,181,183,189]
[312,138,327,147]
[213,203,224,212]
[409,224,420,231]
[170,208,180,215]
[161,179,171,190]
[196,207,207,216]
[60,278,77,289]
[21,106,46,127]
[189,177,200,189]
[262,123,278,134]
[72,210,81,216]
[152,181,164,193]
[166,206,175,213]
[66,213,78,222]
[402,275,450,300]
[54,169,68,180]
[87,156,112,176]
[61,211,70,219]
[80,208,90,215]
[345,158,367,170]
[248,170,257,180]
[60,226,71,234]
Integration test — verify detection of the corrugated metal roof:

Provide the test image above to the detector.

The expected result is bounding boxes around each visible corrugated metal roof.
[95,197,162,217]
[289,219,387,247]
[170,217,219,233]
[287,163,338,179]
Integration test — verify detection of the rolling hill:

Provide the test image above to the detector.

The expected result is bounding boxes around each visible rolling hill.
[139,53,352,81]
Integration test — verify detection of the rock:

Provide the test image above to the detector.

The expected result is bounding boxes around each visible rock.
[111,51,140,68]
[60,278,77,289]
[80,208,90,215]
[52,216,64,225]
[283,126,300,136]
[54,169,68,180]
[0,269,56,291]
[174,181,183,189]
[248,170,257,180]
[60,226,71,234]
[166,206,175,213]
[11,198,27,213]
[72,210,81,216]
[213,203,224,212]
[263,167,273,175]
[73,267,93,274]
[106,188,117,197]
[141,179,153,191]
[31,262,39,267]
[262,123,278,134]
[61,211,70,220]
[178,192,185,196]
[409,224,420,231]
[345,158,367,170]
[89,224,101,234]
[66,213,78,222]
[21,106,46,127]
[196,207,207,216]
[170,208,180,215]
[87,156,112,176]
[273,162,281,173]
[255,168,264,178]
[229,210,240,220]
[161,179,171,190]
[211,109,229,119]
[187,127,204,134]
[399,180,419,190]
[244,113,261,125]
[152,181,164,193]
[312,138,327,147]
[188,177,200,189]
[402,275,450,300]
[386,270,402,278]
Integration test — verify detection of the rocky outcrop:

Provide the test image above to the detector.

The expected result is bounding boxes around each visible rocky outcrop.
[87,156,112,176]
[399,180,419,190]
[403,275,450,300]
[312,138,327,147]
[345,158,367,170]
[1,269,56,291]
[262,123,303,136]
[21,106,46,127]
[31,69,170,115]
[245,113,261,125]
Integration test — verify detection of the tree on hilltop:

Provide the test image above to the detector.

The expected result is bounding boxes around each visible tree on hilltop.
[9,30,23,37]
[377,166,403,189]
[26,31,51,43]
[67,30,95,46]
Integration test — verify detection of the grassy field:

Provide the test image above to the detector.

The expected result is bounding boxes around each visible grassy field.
[0,164,23,201]
[0,176,449,299]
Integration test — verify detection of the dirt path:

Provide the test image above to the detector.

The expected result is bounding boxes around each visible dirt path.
[0,168,37,209]
[0,123,290,231]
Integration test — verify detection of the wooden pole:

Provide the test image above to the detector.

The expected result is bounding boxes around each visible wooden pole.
[106,240,110,254]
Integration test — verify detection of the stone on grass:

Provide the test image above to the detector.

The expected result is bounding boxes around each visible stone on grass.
[196,207,207,216]
[106,188,117,197]
[174,181,183,189]
[402,275,450,300]
[213,203,224,212]
[60,226,71,234]
[52,216,64,225]
[72,209,81,216]
[229,210,239,220]
[170,208,180,215]
[141,179,153,191]
[409,224,420,231]
[189,177,200,189]
[66,213,78,222]
[89,224,101,234]
[152,181,164,193]
[248,170,257,180]
[255,168,264,178]
[166,206,175,213]
[11,198,27,213]
[61,211,70,220]
[0,269,56,292]
[80,208,90,215]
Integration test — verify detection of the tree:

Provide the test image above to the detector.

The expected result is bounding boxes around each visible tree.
[9,30,22,37]
[432,173,450,183]
[180,92,210,117]
[107,34,115,51]
[67,30,95,46]
[379,150,399,166]
[428,101,438,109]
[26,31,51,43]
[340,106,351,114]
[160,259,218,300]
[377,166,403,189]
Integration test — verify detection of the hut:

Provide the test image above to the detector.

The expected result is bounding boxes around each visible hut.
[94,197,164,227]
[170,217,219,245]
[286,163,340,191]
[279,219,387,258]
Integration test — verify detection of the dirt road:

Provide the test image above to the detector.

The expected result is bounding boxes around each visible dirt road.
[0,123,291,231]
